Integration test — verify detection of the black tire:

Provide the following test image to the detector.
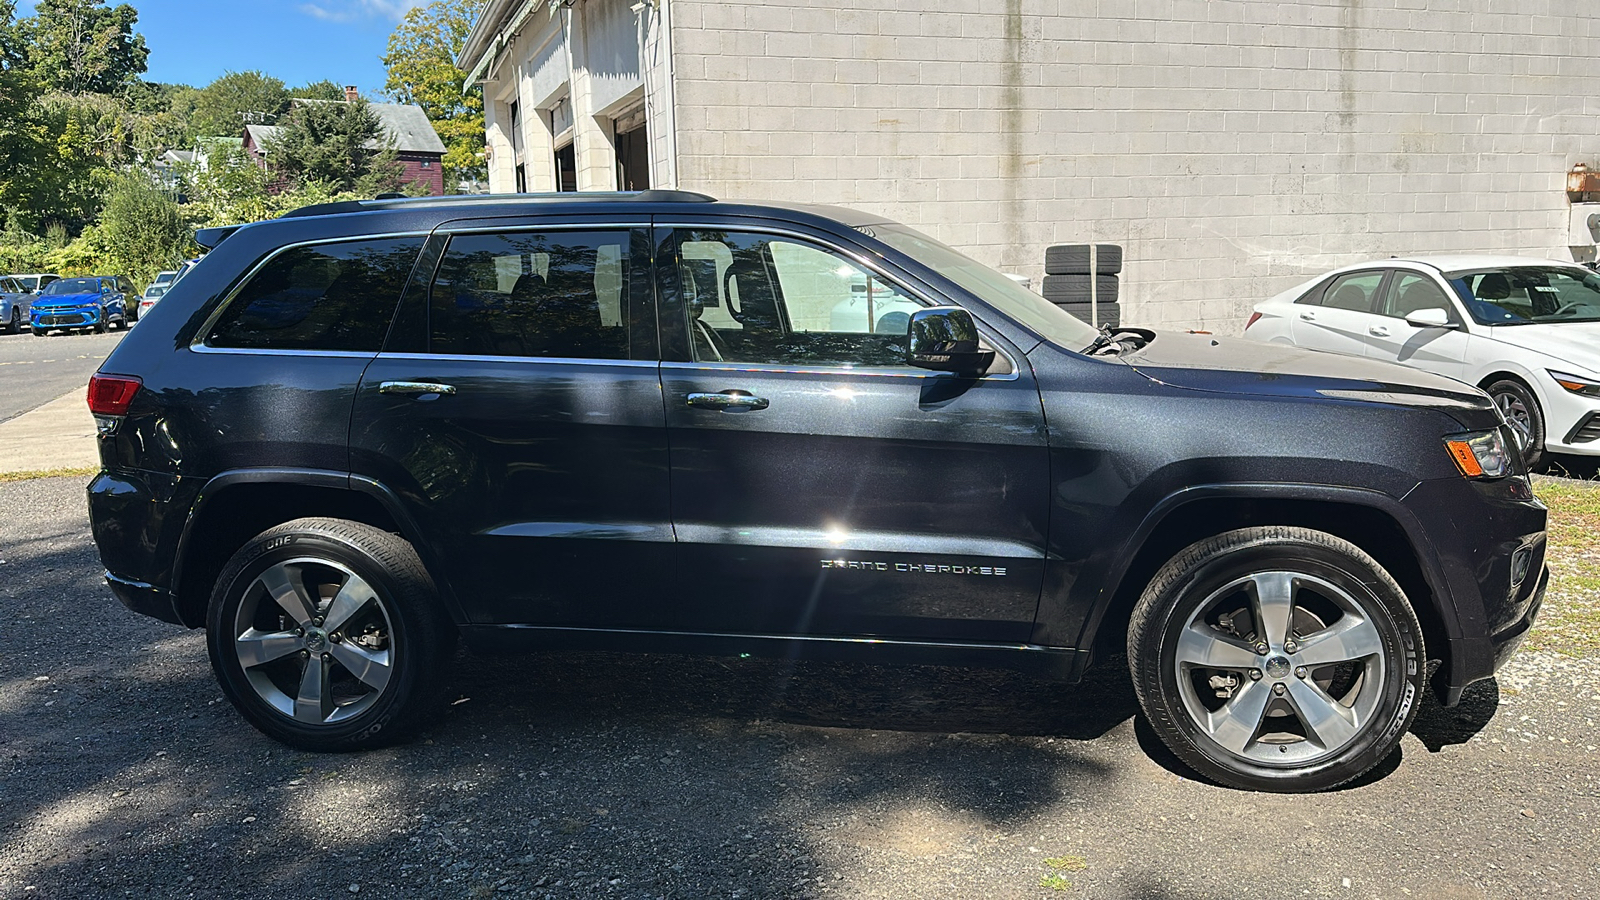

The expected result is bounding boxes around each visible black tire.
[1484,378,1545,471]
[4,308,17,335]
[32,326,48,337]
[93,313,107,334]
[1128,527,1425,792]
[1041,274,1119,305]
[1045,243,1123,275]
[207,517,456,751]
[1055,301,1120,328]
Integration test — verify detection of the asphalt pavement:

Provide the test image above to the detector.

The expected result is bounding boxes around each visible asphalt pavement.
[1,475,1596,900]
[0,330,125,425]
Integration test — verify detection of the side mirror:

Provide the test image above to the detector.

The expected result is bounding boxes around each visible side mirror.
[1403,307,1458,329]
[906,306,995,375]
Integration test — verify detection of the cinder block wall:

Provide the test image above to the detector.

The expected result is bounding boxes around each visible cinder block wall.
[669,0,1600,332]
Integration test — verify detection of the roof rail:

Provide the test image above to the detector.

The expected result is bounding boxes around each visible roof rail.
[278,189,718,220]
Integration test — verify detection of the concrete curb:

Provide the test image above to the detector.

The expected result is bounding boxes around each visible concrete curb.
[0,390,99,475]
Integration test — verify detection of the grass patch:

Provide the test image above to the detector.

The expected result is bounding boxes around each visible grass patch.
[1038,855,1087,892]
[0,466,99,483]
[1527,476,1600,657]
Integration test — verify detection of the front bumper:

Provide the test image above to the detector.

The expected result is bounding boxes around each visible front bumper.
[32,308,99,329]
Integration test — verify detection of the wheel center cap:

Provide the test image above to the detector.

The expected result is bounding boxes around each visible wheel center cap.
[1264,656,1292,679]
[305,629,328,653]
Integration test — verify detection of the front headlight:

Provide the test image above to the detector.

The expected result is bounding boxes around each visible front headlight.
[1548,370,1600,397]
[1444,429,1513,478]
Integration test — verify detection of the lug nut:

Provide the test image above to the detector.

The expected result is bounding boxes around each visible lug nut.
[330,632,342,643]
[1284,640,1298,653]
[1295,666,1308,679]
[321,653,330,661]
[312,618,323,627]
[300,650,309,658]
[1249,669,1263,681]
[1273,683,1286,696]
[1255,643,1269,655]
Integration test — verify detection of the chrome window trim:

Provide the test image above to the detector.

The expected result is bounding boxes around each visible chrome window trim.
[433,222,650,236]
[191,230,433,352]
[190,346,378,359]
[657,222,1022,380]
[660,360,1020,382]
[374,351,656,368]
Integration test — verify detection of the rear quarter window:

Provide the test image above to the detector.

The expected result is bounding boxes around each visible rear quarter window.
[207,237,424,351]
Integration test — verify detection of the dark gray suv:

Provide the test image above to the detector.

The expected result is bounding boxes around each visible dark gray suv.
[87,191,1547,791]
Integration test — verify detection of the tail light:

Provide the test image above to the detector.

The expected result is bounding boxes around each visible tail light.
[88,373,141,422]
[1244,312,1263,330]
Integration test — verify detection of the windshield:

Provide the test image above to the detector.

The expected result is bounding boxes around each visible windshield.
[42,278,99,296]
[1446,266,1600,325]
[870,223,1102,350]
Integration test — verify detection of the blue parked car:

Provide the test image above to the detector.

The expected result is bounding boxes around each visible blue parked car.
[30,276,129,336]
[0,275,34,334]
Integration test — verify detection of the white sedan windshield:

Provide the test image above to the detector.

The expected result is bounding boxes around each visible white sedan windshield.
[1447,266,1600,325]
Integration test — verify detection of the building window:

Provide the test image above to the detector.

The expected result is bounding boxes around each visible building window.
[554,144,576,192]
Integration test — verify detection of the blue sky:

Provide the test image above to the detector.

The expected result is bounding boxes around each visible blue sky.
[18,0,431,96]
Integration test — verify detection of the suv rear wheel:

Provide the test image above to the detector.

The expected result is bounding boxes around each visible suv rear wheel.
[206,517,455,751]
[1128,527,1424,792]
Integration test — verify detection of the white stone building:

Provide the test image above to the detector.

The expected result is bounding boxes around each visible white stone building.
[459,0,1600,331]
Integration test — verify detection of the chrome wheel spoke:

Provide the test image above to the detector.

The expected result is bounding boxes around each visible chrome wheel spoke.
[322,573,377,633]
[1295,615,1384,667]
[330,642,392,692]
[235,629,303,668]
[1248,572,1296,647]
[1176,621,1258,670]
[1286,678,1361,751]
[1207,679,1273,754]
[259,563,317,627]
[294,655,332,723]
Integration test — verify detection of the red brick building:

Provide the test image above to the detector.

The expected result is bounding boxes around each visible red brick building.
[242,89,447,196]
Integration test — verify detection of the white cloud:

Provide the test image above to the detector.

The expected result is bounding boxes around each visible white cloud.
[297,0,427,25]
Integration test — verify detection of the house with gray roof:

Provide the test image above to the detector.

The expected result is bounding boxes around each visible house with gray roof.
[242,87,447,195]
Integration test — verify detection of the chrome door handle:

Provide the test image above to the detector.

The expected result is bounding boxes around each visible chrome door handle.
[1368,325,1390,337]
[379,381,456,396]
[686,391,769,411]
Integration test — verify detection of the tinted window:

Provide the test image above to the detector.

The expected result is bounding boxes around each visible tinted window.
[1383,273,1453,319]
[429,230,630,359]
[674,230,925,367]
[1447,266,1600,325]
[1320,271,1385,312]
[0,277,15,292]
[208,238,422,351]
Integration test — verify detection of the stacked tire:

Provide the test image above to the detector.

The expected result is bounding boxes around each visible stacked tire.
[1043,244,1121,327]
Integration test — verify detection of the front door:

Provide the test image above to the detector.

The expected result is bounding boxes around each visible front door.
[1363,270,1471,380]
[654,224,1051,643]
[350,222,672,627]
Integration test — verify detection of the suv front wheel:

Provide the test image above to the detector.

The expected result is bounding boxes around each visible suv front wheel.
[206,517,455,751]
[1128,527,1425,792]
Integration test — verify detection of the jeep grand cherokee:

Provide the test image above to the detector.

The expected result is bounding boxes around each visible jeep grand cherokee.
[86,191,1547,792]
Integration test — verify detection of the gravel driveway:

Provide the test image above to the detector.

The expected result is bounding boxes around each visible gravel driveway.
[2,476,1597,899]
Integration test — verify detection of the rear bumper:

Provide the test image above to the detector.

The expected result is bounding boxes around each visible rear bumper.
[104,570,184,626]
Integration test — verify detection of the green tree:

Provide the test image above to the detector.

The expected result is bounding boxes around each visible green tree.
[264,99,403,195]
[290,79,346,101]
[383,0,485,189]
[19,0,148,95]
[99,172,190,284]
[190,70,288,138]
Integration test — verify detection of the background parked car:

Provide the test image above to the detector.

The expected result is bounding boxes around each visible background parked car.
[1243,255,1600,468]
[8,273,60,293]
[137,283,168,319]
[94,275,139,321]
[30,276,128,336]
[0,275,35,334]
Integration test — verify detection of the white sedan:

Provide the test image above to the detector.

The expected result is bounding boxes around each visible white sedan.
[1243,255,1600,468]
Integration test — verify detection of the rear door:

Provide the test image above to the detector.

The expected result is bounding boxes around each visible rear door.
[654,221,1051,643]
[1289,269,1389,357]
[349,218,672,627]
